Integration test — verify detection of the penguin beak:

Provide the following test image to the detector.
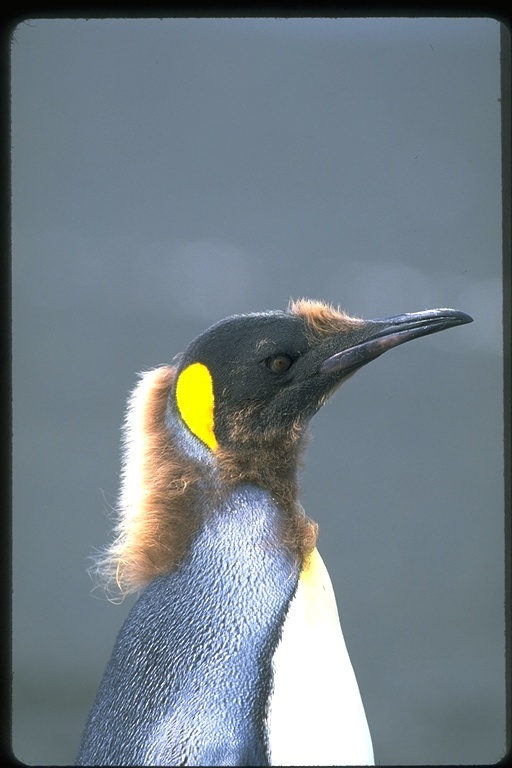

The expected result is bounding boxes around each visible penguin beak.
[320,308,473,375]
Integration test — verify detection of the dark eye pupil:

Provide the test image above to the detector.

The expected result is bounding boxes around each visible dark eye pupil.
[267,354,292,373]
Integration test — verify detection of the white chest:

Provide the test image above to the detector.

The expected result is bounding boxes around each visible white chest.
[267,549,374,766]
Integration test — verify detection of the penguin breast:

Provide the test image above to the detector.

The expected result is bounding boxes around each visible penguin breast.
[267,548,375,766]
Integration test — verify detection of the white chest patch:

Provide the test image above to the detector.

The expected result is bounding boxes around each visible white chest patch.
[267,548,374,766]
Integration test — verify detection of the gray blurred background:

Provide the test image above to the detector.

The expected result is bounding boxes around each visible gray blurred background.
[11,17,504,765]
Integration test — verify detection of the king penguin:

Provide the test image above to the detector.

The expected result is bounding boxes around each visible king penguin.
[77,298,472,767]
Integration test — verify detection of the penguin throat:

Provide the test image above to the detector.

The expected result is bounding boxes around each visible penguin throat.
[176,362,218,451]
[215,435,318,565]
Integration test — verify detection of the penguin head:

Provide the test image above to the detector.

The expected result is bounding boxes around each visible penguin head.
[99,298,472,595]
[172,298,472,454]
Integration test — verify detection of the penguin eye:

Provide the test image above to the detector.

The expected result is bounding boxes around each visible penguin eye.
[263,354,293,374]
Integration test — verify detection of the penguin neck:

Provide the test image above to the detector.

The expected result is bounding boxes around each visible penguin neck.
[102,365,318,597]
[215,433,318,567]
[167,408,318,570]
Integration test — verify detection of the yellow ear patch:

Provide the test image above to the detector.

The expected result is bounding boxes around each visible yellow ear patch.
[175,362,218,451]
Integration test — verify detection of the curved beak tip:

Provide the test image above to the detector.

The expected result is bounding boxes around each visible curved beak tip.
[456,310,473,325]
